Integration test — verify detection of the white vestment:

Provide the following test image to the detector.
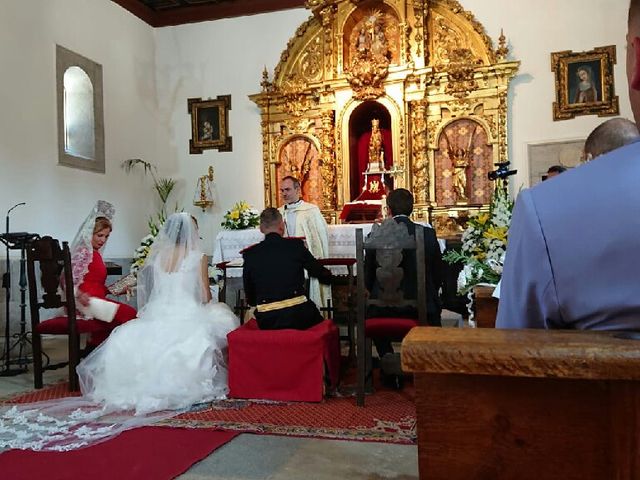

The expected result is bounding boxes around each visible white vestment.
[279,201,331,310]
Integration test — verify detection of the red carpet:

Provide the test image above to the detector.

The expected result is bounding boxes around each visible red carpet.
[5,380,416,445]
[0,426,238,480]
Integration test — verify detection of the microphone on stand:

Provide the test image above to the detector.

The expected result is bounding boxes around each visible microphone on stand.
[2,202,26,375]
[6,203,26,236]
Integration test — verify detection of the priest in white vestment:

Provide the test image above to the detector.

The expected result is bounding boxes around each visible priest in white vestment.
[278,176,331,311]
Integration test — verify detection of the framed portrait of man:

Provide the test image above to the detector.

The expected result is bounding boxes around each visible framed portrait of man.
[551,46,619,121]
[188,95,232,153]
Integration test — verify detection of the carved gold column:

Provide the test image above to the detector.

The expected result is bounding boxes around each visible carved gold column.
[411,100,429,204]
[319,5,336,78]
[498,91,508,163]
[412,0,428,61]
[261,115,272,207]
[320,110,337,210]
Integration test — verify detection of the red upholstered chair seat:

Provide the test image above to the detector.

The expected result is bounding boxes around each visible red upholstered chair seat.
[365,317,418,339]
[35,316,110,335]
[227,318,340,402]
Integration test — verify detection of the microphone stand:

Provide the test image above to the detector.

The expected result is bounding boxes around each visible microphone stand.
[1,203,32,376]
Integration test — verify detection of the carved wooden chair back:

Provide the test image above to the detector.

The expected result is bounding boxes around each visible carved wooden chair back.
[355,220,426,405]
[26,236,81,391]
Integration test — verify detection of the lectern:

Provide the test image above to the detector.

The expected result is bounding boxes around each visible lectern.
[0,231,39,375]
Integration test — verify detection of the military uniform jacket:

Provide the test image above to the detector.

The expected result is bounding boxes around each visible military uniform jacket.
[242,233,332,307]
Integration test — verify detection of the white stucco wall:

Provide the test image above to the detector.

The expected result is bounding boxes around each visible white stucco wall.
[154,9,310,254]
[0,0,165,259]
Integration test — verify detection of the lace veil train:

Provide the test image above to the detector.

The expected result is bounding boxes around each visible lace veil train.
[0,213,207,452]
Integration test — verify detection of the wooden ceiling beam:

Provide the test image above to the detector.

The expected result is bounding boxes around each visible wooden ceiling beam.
[111,0,307,28]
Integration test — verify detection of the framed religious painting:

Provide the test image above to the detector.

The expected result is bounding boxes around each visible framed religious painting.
[551,45,619,121]
[188,95,232,153]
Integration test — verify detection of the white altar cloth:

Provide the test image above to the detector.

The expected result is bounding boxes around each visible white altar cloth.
[212,223,445,277]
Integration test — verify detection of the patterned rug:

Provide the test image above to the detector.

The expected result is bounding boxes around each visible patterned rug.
[4,381,416,445]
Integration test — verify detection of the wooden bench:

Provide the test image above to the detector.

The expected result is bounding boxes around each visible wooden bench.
[401,328,640,480]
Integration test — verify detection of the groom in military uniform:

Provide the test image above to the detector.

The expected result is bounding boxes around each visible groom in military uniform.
[242,208,333,330]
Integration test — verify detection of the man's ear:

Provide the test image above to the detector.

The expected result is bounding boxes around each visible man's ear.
[631,37,640,91]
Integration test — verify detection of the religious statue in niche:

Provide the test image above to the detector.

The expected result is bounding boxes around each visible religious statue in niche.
[434,119,493,207]
[445,124,479,204]
[367,118,385,173]
[355,117,393,198]
[340,115,393,222]
[278,136,322,202]
[347,10,396,100]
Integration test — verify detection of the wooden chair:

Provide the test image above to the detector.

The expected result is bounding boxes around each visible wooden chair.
[27,236,106,391]
[318,257,357,365]
[402,328,640,480]
[355,220,427,406]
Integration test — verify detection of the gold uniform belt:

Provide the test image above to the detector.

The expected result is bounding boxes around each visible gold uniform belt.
[256,295,307,313]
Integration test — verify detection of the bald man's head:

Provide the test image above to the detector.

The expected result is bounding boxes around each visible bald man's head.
[583,118,640,161]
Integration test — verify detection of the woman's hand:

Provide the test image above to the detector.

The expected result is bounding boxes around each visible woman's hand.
[76,290,91,307]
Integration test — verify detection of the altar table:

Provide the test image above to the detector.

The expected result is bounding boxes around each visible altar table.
[212,224,445,277]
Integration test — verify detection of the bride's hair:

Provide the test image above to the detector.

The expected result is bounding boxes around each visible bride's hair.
[163,213,197,246]
[136,212,206,310]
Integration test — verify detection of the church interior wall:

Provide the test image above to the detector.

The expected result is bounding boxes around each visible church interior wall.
[460,0,632,190]
[0,0,163,259]
[0,0,632,260]
[154,8,309,252]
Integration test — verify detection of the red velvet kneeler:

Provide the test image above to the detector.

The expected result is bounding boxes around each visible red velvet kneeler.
[227,319,340,402]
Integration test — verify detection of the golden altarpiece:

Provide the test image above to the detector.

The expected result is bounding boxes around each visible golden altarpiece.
[250,0,519,234]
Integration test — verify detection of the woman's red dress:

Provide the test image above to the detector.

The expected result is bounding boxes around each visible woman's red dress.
[79,250,137,347]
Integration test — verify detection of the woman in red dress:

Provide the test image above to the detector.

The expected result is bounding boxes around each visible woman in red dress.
[70,201,137,351]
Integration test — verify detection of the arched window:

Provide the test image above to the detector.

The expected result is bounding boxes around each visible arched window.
[63,66,95,159]
[56,45,104,173]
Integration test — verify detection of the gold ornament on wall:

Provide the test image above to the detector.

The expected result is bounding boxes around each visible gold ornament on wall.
[193,166,215,211]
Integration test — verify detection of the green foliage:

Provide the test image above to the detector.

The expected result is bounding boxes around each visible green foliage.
[155,178,176,205]
[122,159,176,216]
[123,159,179,273]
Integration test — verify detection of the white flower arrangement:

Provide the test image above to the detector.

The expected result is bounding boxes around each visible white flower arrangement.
[130,230,158,275]
[221,201,260,230]
[444,187,513,294]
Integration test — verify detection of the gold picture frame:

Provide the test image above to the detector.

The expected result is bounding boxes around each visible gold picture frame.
[551,46,619,121]
[188,95,232,153]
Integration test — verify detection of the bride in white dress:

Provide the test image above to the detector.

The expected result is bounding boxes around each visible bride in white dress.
[78,212,238,414]
[0,213,239,451]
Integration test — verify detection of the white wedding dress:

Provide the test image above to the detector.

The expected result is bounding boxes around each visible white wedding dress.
[78,251,238,414]
[0,213,240,451]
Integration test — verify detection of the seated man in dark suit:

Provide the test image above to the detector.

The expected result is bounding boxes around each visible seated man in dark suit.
[242,207,333,330]
[365,188,443,359]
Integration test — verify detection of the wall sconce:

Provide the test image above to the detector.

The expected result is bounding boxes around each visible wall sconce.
[193,166,214,211]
